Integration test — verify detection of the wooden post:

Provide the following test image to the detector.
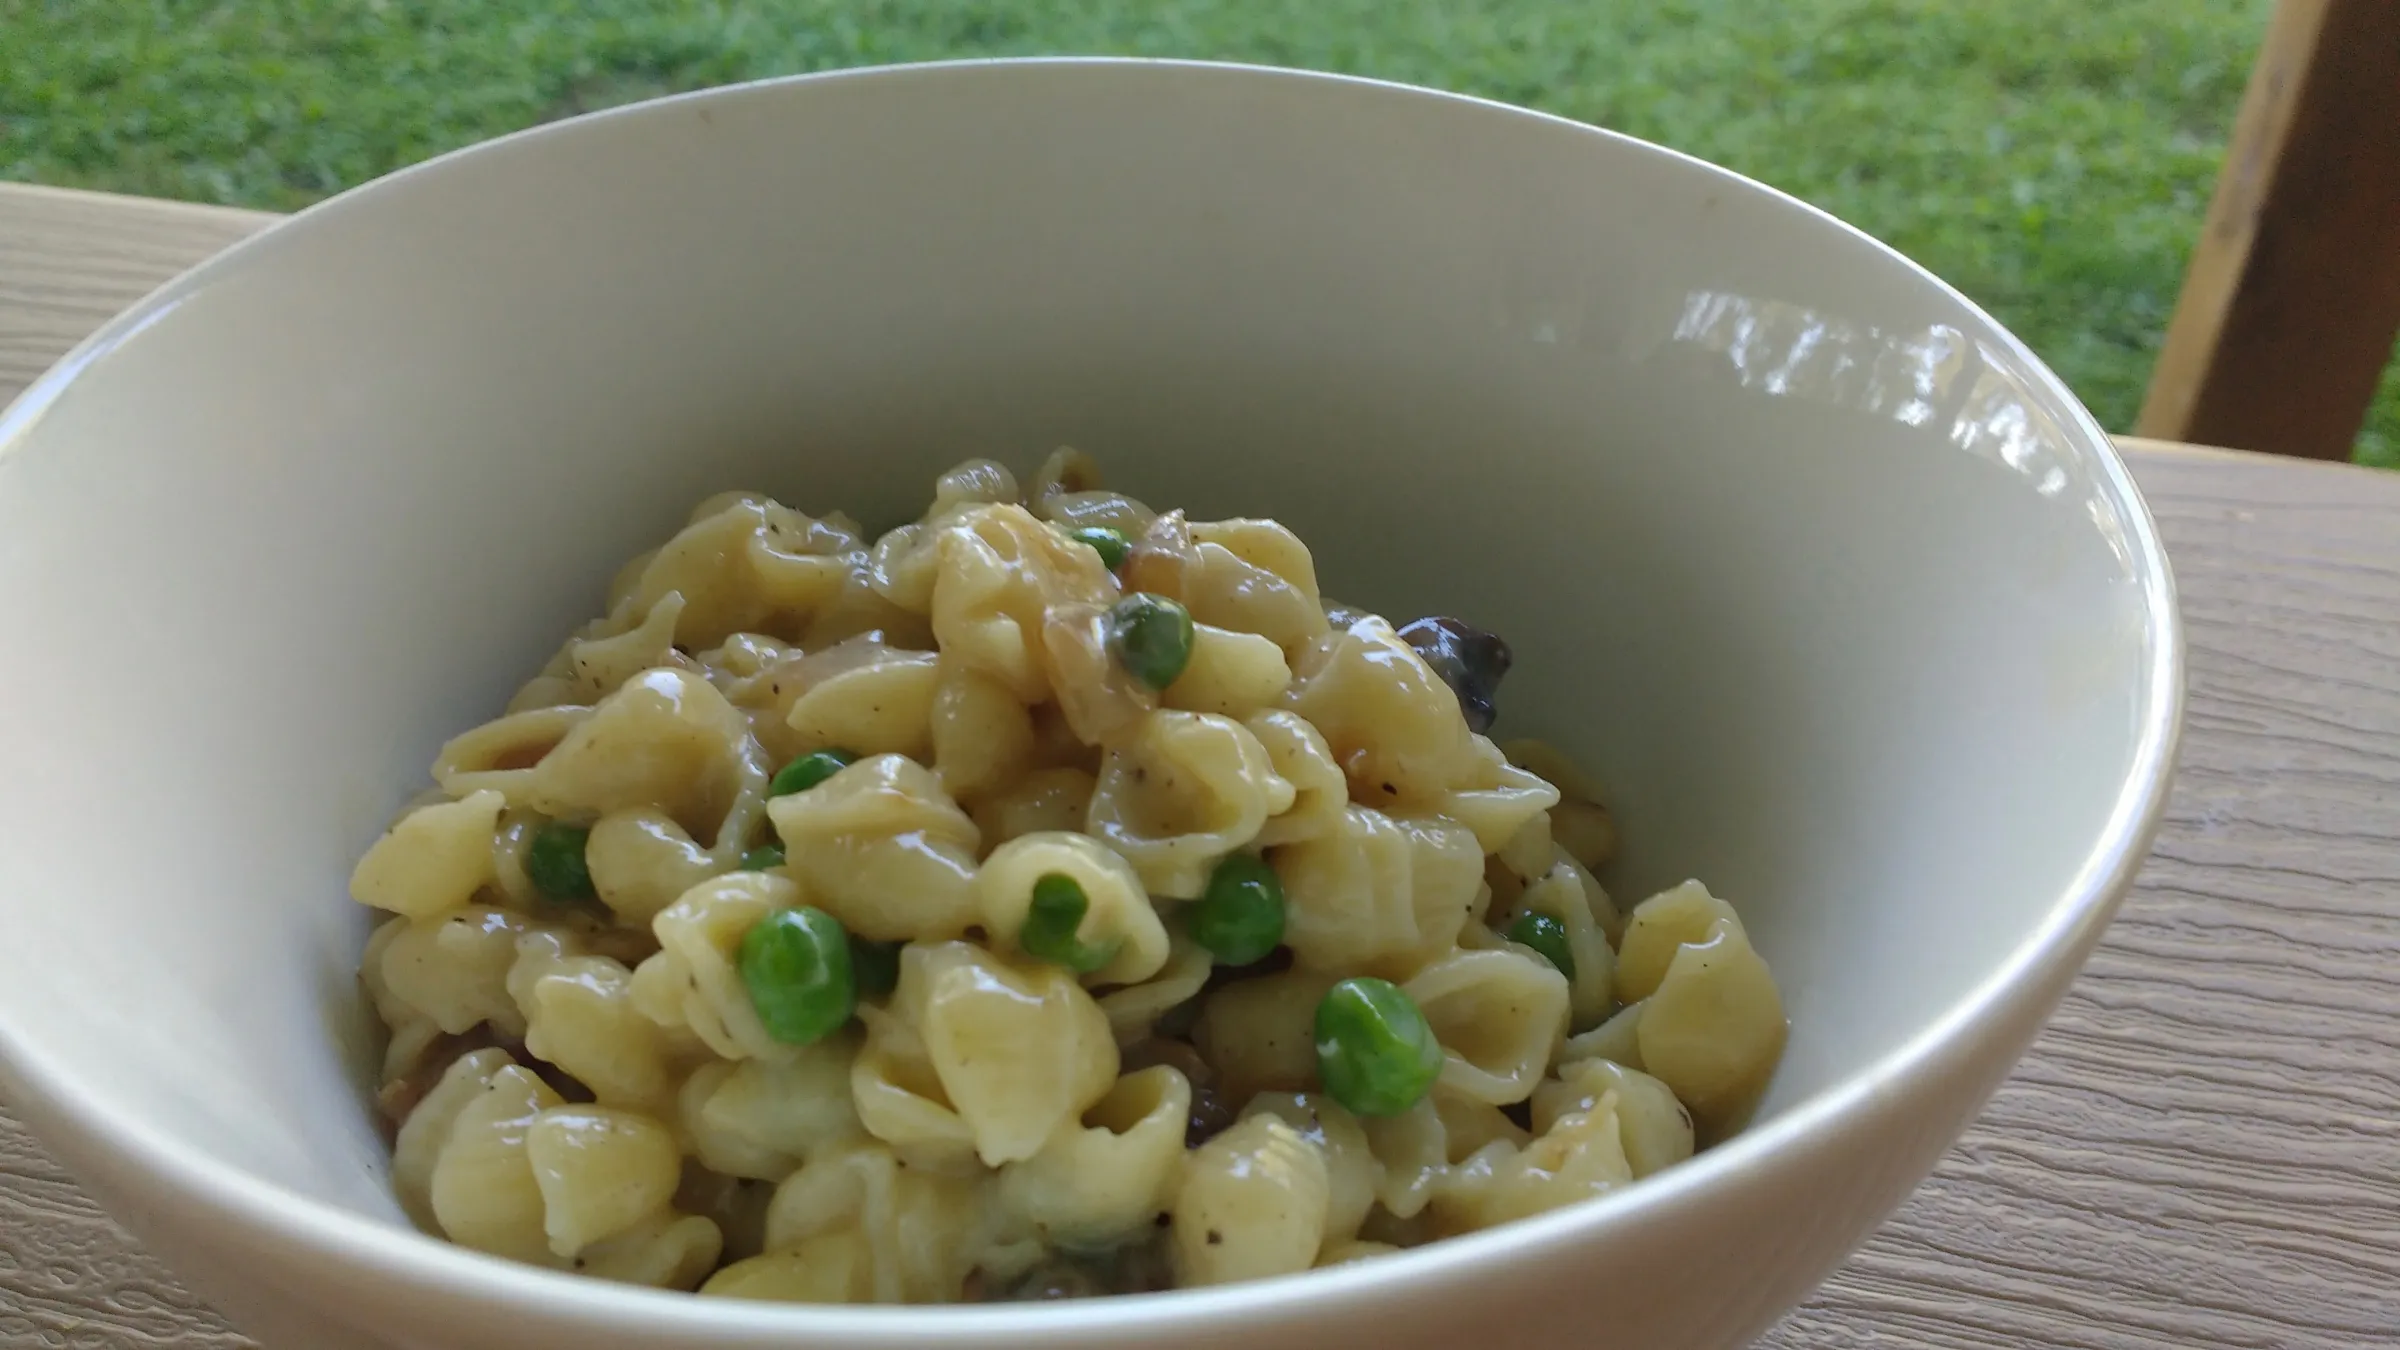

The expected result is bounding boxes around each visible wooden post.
[2135,0,2400,459]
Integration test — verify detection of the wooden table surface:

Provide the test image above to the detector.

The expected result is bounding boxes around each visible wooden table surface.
[3,181,2395,1349]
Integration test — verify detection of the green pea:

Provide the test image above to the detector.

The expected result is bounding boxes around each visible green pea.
[1018,873,1120,974]
[738,907,856,1045]
[1106,592,1194,691]
[1191,853,1285,965]
[769,748,856,797]
[1314,977,1443,1118]
[524,822,596,901]
[739,844,786,872]
[1505,911,1577,981]
[851,937,903,1000]
[1068,526,1132,571]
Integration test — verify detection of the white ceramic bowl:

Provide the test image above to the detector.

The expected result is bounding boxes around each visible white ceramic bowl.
[0,59,2179,1350]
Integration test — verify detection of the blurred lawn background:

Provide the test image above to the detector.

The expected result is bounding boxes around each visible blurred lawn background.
[7,0,2395,461]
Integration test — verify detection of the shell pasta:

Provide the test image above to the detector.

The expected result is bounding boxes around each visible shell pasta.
[350,452,1787,1300]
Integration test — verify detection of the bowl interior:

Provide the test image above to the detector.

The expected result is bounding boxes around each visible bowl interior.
[0,61,2163,1254]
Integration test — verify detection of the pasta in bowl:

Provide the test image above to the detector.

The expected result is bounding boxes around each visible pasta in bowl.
[350,451,1788,1302]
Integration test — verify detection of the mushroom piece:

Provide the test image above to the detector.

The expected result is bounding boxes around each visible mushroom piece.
[1397,616,1513,734]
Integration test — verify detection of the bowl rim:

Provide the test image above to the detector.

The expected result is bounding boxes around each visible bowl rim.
[0,54,2185,1343]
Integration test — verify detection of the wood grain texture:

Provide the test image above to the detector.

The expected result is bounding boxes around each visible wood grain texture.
[4,185,2398,1348]
[2134,0,2400,460]
[0,184,275,407]
[1763,446,2400,1350]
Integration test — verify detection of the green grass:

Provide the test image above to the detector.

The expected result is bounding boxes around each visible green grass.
[8,0,2391,458]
